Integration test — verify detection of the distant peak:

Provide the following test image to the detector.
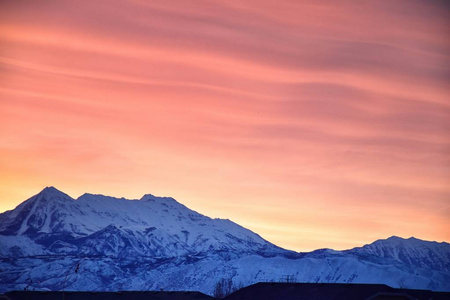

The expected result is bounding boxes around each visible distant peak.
[374,236,438,246]
[141,193,157,201]
[386,236,419,242]
[374,236,407,245]
[386,235,404,240]
[140,194,177,203]
[78,192,105,198]
[77,193,128,202]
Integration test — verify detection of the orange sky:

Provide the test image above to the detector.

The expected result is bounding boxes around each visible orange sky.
[0,0,449,251]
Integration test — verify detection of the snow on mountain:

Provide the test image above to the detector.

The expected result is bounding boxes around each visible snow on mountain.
[0,187,284,258]
[0,235,46,257]
[0,187,449,294]
[347,236,450,272]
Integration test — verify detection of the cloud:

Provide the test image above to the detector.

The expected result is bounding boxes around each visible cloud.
[0,0,449,251]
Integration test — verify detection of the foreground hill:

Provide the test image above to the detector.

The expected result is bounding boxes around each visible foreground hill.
[0,187,449,294]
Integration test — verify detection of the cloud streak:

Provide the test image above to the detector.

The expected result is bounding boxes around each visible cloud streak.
[0,0,449,250]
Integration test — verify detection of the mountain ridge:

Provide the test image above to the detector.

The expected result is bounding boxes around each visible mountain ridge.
[0,187,449,294]
[0,186,286,257]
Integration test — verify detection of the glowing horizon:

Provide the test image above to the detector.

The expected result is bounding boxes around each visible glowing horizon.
[0,0,449,252]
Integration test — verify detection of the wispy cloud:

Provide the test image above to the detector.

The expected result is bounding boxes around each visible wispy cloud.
[0,0,449,251]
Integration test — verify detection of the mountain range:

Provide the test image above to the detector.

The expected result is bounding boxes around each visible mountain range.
[0,187,449,295]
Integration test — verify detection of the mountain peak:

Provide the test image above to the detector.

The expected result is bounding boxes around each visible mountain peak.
[384,235,437,245]
[140,193,178,203]
[38,186,71,199]
[41,186,60,193]
[349,235,450,273]
[77,193,129,201]
[386,235,417,240]
[387,235,403,240]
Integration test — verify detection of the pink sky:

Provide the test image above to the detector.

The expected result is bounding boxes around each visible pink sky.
[0,0,449,251]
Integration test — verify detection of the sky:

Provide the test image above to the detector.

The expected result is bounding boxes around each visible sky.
[0,0,449,252]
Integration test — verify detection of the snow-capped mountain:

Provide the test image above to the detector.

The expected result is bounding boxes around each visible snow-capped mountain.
[0,187,449,295]
[0,187,285,258]
[347,236,450,273]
